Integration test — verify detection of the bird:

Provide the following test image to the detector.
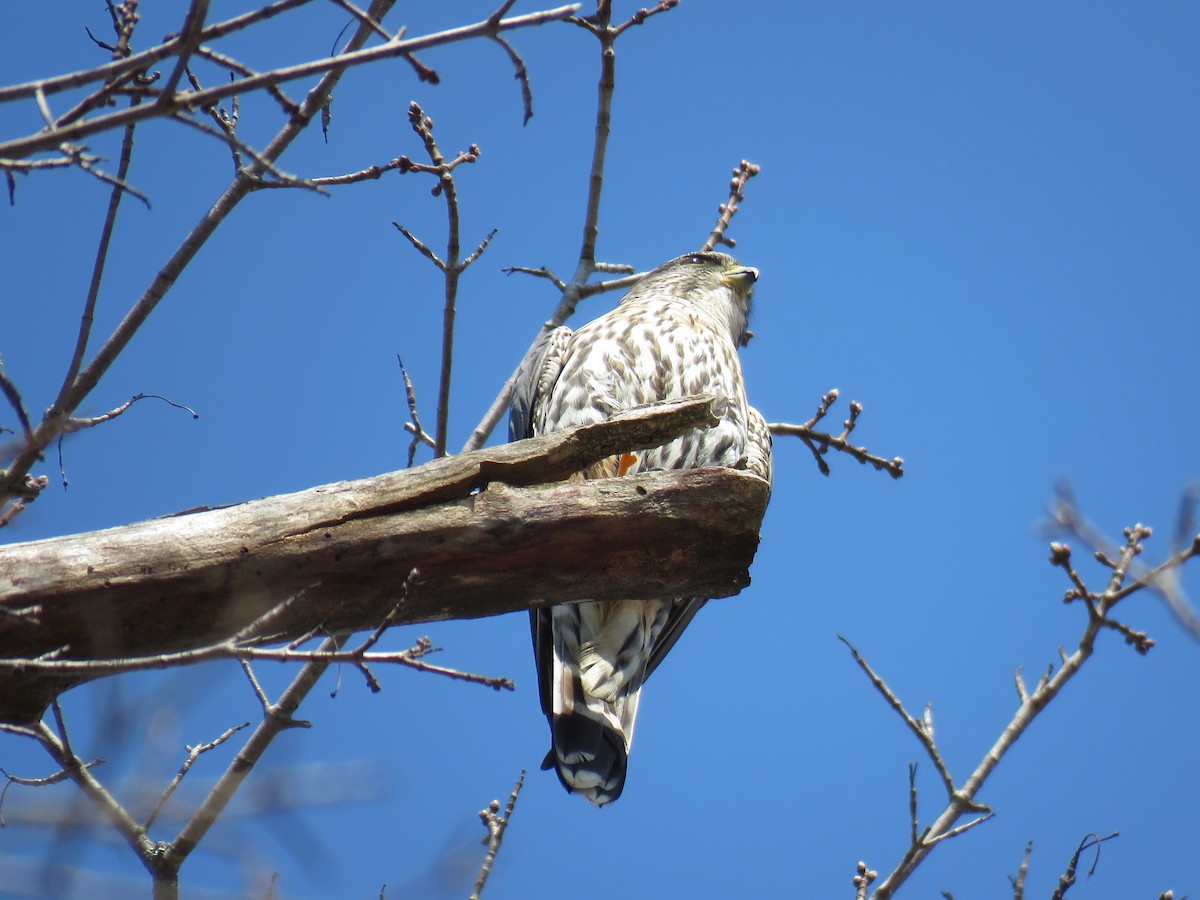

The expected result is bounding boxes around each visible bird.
[508,250,772,805]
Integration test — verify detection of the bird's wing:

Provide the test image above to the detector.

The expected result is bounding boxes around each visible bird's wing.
[744,404,774,486]
[644,597,707,682]
[645,406,771,682]
[508,325,574,441]
[508,325,575,719]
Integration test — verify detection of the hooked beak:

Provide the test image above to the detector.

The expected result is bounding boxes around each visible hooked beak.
[722,265,759,297]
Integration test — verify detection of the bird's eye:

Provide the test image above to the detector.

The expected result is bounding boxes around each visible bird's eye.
[685,254,705,265]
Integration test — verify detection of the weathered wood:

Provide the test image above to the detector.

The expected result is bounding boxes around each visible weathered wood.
[0,397,770,723]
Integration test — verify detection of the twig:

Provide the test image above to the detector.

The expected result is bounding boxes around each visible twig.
[1009,841,1032,899]
[1050,832,1119,900]
[469,770,525,900]
[60,392,199,434]
[395,103,493,457]
[701,159,760,251]
[142,722,250,830]
[328,0,392,42]
[0,0,423,501]
[192,45,299,117]
[0,361,33,439]
[865,502,1197,898]
[22,710,154,862]
[839,636,958,800]
[503,265,567,290]
[853,861,877,900]
[0,5,582,161]
[157,0,212,102]
[1051,483,1200,640]
[397,356,436,466]
[0,758,104,826]
[169,111,324,192]
[0,637,517,691]
[54,100,142,413]
[311,156,407,186]
[490,34,534,123]
[769,390,905,479]
[160,633,352,875]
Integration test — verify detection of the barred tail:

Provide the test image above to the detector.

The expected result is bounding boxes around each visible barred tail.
[533,600,668,806]
[543,691,636,805]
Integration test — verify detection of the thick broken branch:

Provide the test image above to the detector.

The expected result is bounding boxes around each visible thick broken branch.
[0,396,769,723]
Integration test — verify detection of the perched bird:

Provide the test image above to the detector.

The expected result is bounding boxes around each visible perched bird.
[509,251,772,805]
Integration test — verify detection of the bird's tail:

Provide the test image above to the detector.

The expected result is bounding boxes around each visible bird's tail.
[536,600,670,805]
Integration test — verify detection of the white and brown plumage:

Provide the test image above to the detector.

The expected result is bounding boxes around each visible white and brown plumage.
[509,251,772,805]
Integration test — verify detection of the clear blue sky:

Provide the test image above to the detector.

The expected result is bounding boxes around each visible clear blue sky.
[2,2,1198,896]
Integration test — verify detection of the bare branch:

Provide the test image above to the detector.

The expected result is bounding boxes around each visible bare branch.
[54,106,142,410]
[22,711,154,862]
[395,102,492,457]
[0,5,581,161]
[0,360,33,439]
[60,393,199,434]
[158,0,212,101]
[853,861,878,900]
[311,156,407,186]
[490,34,534,124]
[1050,832,1119,900]
[502,265,568,291]
[161,633,351,873]
[469,770,525,900]
[612,0,680,36]
[0,396,770,721]
[398,356,436,467]
[701,159,760,251]
[142,722,251,830]
[865,500,1199,898]
[1,0,414,502]
[1009,841,1033,899]
[0,1,313,106]
[839,637,958,800]
[769,390,905,479]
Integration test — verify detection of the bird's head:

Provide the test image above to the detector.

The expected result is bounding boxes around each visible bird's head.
[623,251,759,346]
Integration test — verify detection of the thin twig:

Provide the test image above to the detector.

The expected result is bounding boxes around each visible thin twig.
[54,101,142,413]
[769,390,905,479]
[2,0,450,500]
[396,103,492,457]
[490,34,534,123]
[1,5,581,161]
[0,630,516,691]
[161,633,351,872]
[865,505,1196,898]
[60,393,199,434]
[701,159,760,251]
[0,362,33,439]
[469,770,526,900]
[142,722,250,830]
[1010,841,1032,900]
[839,636,958,800]
[397,356,436,466]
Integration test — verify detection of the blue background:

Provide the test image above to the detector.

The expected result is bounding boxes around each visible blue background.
[2,2,1198,896]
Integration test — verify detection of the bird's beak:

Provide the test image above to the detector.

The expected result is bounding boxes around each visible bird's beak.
[722,265,759,297]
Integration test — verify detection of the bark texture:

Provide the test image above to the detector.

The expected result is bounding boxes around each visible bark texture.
[0,397,770,722]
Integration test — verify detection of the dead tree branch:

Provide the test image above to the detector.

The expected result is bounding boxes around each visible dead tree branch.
[469,770,525,900]
[0,0,577,506]
[854,492,1198,898]
[393,102,495,458]
[0,396,769,723]
[769,389,905,479]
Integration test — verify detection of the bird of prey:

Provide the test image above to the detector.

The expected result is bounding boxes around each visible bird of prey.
[509,251,772,805]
